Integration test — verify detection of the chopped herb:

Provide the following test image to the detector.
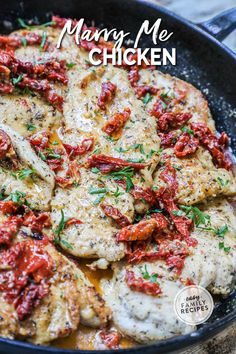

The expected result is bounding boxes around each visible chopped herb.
[215,224,229,237]
[46,149,61,159]
[146,208,162,215]
[89,187,108,195]
[40,31,47,49]
[141,265,159,283]
[105,135,118,142]
[181,126,194,135]
[93,147,101,154]
[61,239,73,250]
[66,62,75,69]
[17,18,55,30]
[107,167,134,193]
[21,37,27,47]
[12,74,23,85]
[17,168,36,180]
[38,151,47,161]
[17,18,31,29]
[217,177,229,187]
[51,140,59,146]
[151,186,159,191]
[127,158,145,163]
[146,148,163,159]
[142,93,153,106]
[5,190,28,205]
[172,210,184,217]
[160,92,171,102]
[132,143,145,154]
[93,194,106,205]
[180,205,210,227]
[91,167,100,174]
[219,241,231,253]
[26,123,36,131]
[114,147,130,153]
[111,186,124,198]
[197,224,229,238]
[54,210,66,239]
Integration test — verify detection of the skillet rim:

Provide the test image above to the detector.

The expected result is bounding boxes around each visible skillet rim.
[0,1,236,353]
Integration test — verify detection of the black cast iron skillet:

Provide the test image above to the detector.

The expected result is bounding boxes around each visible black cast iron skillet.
[0,1,236,353]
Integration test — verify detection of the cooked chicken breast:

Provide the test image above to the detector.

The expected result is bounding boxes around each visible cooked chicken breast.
[51,167,131,262]
[0,94,62,137]
[138,68,215,130]
[101,200,236,343]
[182,199,236,295]
[0,124,54,210]
[154,147,236,205]
[101,262,194,343]
[63,64,160,183]
[0,234,110,344]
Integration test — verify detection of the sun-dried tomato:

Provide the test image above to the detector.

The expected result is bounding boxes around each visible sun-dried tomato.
[23,211,51,234]
[159,131,177,147]
[102,108,131,136]
[128,66,140,87]
[190,122,232,170]
[150,98,166,119]
[0,216,23,246]
[100,330,121,349]
[134,85,158,99]
[0,201,19,215]
[0,50,66,111]
[101,204,131,228]
[0,129,14,159]
[0,240,53,320]
[55,176,74,188]
[65,218,83,227]
[67,160,81,183]
[0,32,48,51]
[159,160,178,197]
[125,270,162,296]
[126,238,190,275]
[63,138,94,159]
[174,132,199,157]
[97,81,117,110]
[166,255,185,275]
[130,185,156,205]
[149,213,168,231]
[55,161,80,188]
[86,154,147,173]
[117,219,157,242]
[28,131,50,152]
[156,112,192,132]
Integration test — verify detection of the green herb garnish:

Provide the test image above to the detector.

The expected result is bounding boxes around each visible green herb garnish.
[26,123,36,132]
[12,74,23,85]
[181,126,194,135]
[17,168,36,180]
[217,177,229,187]
[141,265,159,283]
[66,62,75,69]
[180,205,210,227]
[143,93,153,106]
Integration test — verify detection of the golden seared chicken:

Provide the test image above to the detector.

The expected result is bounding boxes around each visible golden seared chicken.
[154,147,236,205]
[138,68,215,130]
[0,123,54,210]
[0,211,110,344]
[182,199,236,295]
[101,262,194,343]
[101,200,236,343]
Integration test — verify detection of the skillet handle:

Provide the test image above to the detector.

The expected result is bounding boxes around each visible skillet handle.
[198,7,236,41]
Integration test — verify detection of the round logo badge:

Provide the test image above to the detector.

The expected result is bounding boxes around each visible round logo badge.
[174,285,214,325]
